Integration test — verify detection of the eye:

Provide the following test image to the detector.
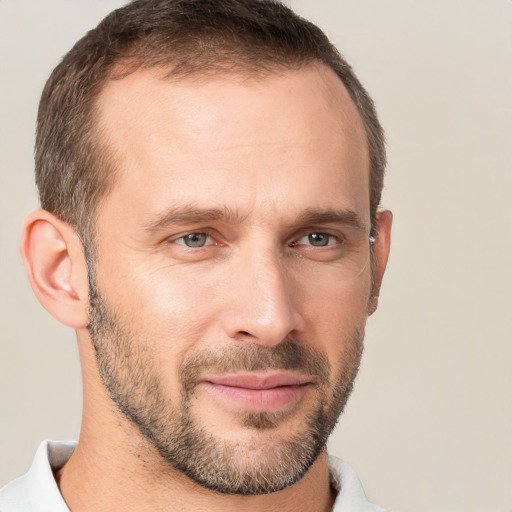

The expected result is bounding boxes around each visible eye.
[175,232,212,248]
[293,232,338,247]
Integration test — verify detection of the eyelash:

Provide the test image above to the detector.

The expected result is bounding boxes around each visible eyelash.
[171,231,341,249]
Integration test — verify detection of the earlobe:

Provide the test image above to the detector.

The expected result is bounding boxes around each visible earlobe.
[367,210,393,316]
[20,209,90,329]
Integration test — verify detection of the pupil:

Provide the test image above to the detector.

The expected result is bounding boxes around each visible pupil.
[309,233,329,247]
[185,233,207,247]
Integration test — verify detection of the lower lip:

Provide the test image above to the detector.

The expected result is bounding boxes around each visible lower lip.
[201,382,309,412]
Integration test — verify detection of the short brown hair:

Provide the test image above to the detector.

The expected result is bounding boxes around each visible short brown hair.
[36,0,386,243]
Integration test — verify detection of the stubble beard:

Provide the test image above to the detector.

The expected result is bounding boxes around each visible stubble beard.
[87,273,365,495]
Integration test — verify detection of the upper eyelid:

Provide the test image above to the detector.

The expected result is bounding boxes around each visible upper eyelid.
[175,232,211,240]
[290,226,346,239]
[166,229,216,241]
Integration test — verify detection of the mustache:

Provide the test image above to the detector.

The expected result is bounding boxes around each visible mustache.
[179,339,330,396]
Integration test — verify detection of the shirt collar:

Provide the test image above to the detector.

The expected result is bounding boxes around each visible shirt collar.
[1,441,388,512]
[0,440,74,512]
[329,455,389,512]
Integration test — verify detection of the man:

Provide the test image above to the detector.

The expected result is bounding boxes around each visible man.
[0,0,392,510]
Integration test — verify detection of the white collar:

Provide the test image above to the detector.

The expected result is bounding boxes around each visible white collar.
[0,440,74,512]
[328,455,389,511]
[1,440,389,512]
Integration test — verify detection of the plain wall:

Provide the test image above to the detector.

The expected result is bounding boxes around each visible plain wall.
[0,1,511,511]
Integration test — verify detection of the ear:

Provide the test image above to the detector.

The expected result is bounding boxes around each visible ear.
[367,209,393,315]
[20,209,90,329]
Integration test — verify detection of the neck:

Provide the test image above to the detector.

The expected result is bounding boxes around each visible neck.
[56,336,336,512]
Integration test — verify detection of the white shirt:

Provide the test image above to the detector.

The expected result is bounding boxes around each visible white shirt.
[0,441,389,511]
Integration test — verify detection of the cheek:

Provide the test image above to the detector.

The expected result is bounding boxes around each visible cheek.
[102,255,219,328]
[300,273,371,370]
[95,260,223,390]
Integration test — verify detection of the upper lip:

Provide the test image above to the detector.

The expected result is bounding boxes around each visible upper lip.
[202,372,312,390]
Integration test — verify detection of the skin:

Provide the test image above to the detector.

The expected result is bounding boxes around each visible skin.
[21,62,392,511]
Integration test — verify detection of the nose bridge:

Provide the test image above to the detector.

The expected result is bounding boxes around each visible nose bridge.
[225,237,303,345]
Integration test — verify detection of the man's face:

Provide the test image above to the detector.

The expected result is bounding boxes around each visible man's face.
[88,64,375,494]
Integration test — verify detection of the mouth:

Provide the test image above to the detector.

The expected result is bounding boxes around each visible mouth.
[198,372,312,413]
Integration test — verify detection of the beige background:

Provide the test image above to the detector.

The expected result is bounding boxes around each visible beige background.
[1,1,511,511]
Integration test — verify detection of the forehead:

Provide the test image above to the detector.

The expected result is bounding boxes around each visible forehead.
[94,63,370,226]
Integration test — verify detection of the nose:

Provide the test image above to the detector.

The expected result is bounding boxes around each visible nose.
[221,244,305,347]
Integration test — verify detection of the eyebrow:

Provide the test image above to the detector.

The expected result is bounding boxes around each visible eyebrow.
[295,208,369,232]
[142,205,368,233]
[142,205,247,232]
